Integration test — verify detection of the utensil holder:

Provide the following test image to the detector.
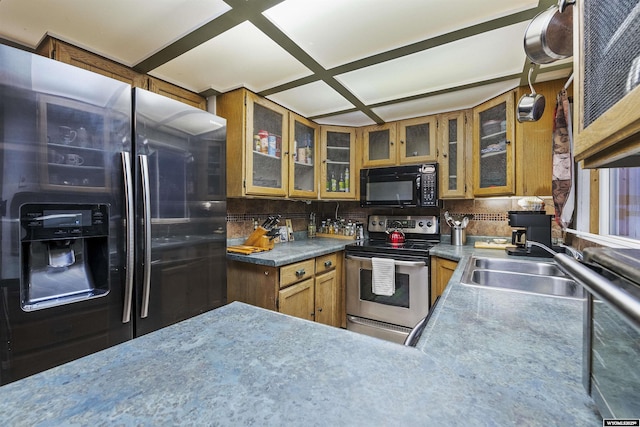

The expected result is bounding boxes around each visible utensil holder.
[451,226,466,246]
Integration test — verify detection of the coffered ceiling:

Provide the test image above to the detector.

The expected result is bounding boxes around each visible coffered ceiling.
[0,0,572,126]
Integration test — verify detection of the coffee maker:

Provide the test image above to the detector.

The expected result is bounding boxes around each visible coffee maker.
[506,211,554,257]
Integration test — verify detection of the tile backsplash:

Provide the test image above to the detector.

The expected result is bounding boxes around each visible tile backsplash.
[226,197,563,241]
[441,197,562,241]
[226,199,367,239]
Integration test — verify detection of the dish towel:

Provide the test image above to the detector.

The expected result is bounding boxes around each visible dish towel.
[371,257,395,296]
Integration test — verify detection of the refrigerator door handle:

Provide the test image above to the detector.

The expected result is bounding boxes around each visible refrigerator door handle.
[121,152,135,323]
[139,154,152,318]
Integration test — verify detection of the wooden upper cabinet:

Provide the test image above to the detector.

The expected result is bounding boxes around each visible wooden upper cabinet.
[361,117,437,168]
[36,37,147,88]
[320,125,357,200]
[147,77,206,110]
[36,37,206,110]
[288,113,318,199]
[573,0,640,168]
[472,91,516,196]
[361,123,397,167]
[438,110,471,199]
[217,88,290,198]
[514,79,569,196]
[398,116,437,164]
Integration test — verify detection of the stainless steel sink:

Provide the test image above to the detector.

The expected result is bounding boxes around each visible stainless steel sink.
[473,257,566,277]
[461,256,584,299]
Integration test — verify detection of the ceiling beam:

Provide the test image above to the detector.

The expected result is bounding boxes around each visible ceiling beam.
[133,0,286,74]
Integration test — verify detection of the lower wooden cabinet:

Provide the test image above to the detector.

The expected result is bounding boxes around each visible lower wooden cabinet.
[227,251,344,327]
[431,256,458,305]
[279,278,315,321]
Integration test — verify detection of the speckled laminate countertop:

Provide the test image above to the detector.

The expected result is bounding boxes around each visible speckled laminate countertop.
[0,242,603,425]
[227,237,351,266]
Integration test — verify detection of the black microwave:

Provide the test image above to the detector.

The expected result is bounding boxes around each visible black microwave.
[360,164,438,208]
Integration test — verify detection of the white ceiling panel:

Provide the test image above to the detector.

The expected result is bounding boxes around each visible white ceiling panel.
[0,0,231,66]
[372,80,521,122]
[149,21,313,94]
[335,22,529,106]
[313,111,376,127]
[264,0,539,69]
[0,1,573,125]
[266,81,354,118]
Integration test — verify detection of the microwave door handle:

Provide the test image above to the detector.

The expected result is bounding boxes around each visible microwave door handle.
[345,255,426,267]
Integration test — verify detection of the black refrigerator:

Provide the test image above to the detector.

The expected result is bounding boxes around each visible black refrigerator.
[0,44,227,385]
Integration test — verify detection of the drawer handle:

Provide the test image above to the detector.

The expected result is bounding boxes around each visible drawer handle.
[295,269,306,277]
[324,260,332,267]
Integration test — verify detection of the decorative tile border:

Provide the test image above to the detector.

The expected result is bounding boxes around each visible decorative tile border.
[446,212,509,222]
[227,212,368,222]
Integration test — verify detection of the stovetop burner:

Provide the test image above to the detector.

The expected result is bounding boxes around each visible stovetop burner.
[345,215,440,259]
[351,239,436,251]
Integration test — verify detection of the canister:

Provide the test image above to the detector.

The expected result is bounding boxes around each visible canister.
[451,226,466,246]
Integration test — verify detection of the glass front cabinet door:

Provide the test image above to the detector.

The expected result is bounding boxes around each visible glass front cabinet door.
[472,92,515,196]
[398,116,437,164]
[289,113,318,198]
[245,93,289,197]
[438,110,470,199]
[361,123,397,167]
[320,125,356,199]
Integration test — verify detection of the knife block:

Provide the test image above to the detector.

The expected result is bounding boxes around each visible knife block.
[255,235,275,250]
[244,227,267,246]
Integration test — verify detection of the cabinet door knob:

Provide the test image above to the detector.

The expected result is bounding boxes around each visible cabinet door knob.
[505,140,511,145]
[400,140,405,144]
[317,307,323,312]
[322,159,327,163]
[443,153,448,158]
[295,269,306,277]
[390,141,394,145]
[264,271,269,276]
[324,260,332,267]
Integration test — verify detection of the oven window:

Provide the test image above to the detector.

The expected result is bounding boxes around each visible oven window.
[359,270,409,308]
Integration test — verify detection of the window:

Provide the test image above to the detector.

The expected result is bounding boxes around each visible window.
[606,167,640,239]
[597,167,640,242]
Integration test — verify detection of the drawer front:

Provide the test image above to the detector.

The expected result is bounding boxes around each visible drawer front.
[316,253,338,274]
[280,259,315,288]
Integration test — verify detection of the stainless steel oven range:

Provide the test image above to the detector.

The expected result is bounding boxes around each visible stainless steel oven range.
[345,215,439,344]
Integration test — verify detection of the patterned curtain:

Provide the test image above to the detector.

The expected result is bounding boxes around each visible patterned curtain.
[552,89,575,229]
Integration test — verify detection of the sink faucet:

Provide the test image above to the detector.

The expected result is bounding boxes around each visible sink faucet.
[558,244,584,261]
[526,240,556,256]
[526,240,583,261]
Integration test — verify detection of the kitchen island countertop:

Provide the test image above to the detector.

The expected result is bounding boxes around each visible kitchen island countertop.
[0,244,602,425]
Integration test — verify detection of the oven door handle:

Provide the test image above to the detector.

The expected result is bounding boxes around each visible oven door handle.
[345,255,426,267]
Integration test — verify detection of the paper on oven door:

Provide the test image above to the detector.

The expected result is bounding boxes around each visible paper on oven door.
[371,257,395,296]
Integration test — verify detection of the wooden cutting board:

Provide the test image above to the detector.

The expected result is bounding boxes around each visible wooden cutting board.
[474,241,516,250]
[227,245,270,255]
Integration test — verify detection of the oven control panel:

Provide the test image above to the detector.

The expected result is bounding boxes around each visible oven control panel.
[368,215,439,235]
